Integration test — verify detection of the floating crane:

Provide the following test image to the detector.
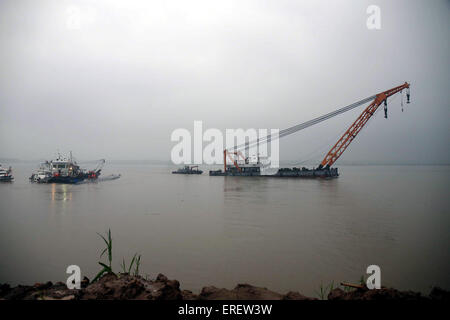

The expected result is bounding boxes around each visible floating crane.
[318,82,410,169]
[212,82,411,177]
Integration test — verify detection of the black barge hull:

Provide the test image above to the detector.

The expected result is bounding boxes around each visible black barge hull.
[172,171,203,175]
[209,167,338,178]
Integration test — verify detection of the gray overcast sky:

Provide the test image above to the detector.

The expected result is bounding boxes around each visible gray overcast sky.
[0,0,449,164]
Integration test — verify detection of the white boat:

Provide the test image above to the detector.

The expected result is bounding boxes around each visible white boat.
[0,164,14,182]
[29,162,52,183]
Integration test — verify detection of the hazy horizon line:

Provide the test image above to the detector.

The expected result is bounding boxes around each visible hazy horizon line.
[1,158,449,167]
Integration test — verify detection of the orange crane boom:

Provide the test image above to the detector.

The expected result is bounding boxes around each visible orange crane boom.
[223,149,245,172]
[318,82,410,169]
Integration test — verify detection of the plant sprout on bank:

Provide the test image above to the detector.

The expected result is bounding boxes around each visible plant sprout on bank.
[92,229,142,282]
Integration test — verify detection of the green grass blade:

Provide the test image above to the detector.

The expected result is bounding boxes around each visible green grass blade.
[128,253,137,274]
[97,233,109,246]
[92,267,107,283]
[100,247,108,258]
[134,255,141,276]
[98,262,111,271]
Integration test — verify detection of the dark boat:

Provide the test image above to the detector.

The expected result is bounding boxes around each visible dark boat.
[30,153,104,184]
[172,165,203,175]
[45,157,90,184]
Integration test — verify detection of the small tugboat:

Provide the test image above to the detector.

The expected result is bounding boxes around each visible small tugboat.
[0,164,14,182]
[172,165,203,175]
[30,153,104,184]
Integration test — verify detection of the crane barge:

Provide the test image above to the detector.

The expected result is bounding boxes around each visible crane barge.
[209,82,411,177]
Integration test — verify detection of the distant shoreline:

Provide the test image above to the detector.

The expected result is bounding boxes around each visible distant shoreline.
[2,158,449,167]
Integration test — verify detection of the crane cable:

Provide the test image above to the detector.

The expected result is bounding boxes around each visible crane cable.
[289,91,405,166]
[289,124,351,166]
[230,94,377,152]
[232,89,406,154]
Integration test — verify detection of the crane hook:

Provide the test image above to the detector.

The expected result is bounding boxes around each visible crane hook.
[406,87,410,104]
[401,90,404,112]
[384,100,388,118]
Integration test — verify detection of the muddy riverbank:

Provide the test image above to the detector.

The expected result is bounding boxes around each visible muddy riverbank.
[1,273,448,300]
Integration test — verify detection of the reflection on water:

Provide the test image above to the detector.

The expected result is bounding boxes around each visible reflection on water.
[0,164,449,296]
[48,184,74,217]
[50,184,73,202]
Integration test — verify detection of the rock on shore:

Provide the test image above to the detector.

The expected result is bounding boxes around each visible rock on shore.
[327,286,449,301]
[0,273,448,301]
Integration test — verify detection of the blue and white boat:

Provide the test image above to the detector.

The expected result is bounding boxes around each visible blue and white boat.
[0,164,14,182]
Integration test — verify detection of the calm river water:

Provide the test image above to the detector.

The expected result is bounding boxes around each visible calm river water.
[0,164,449,296]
